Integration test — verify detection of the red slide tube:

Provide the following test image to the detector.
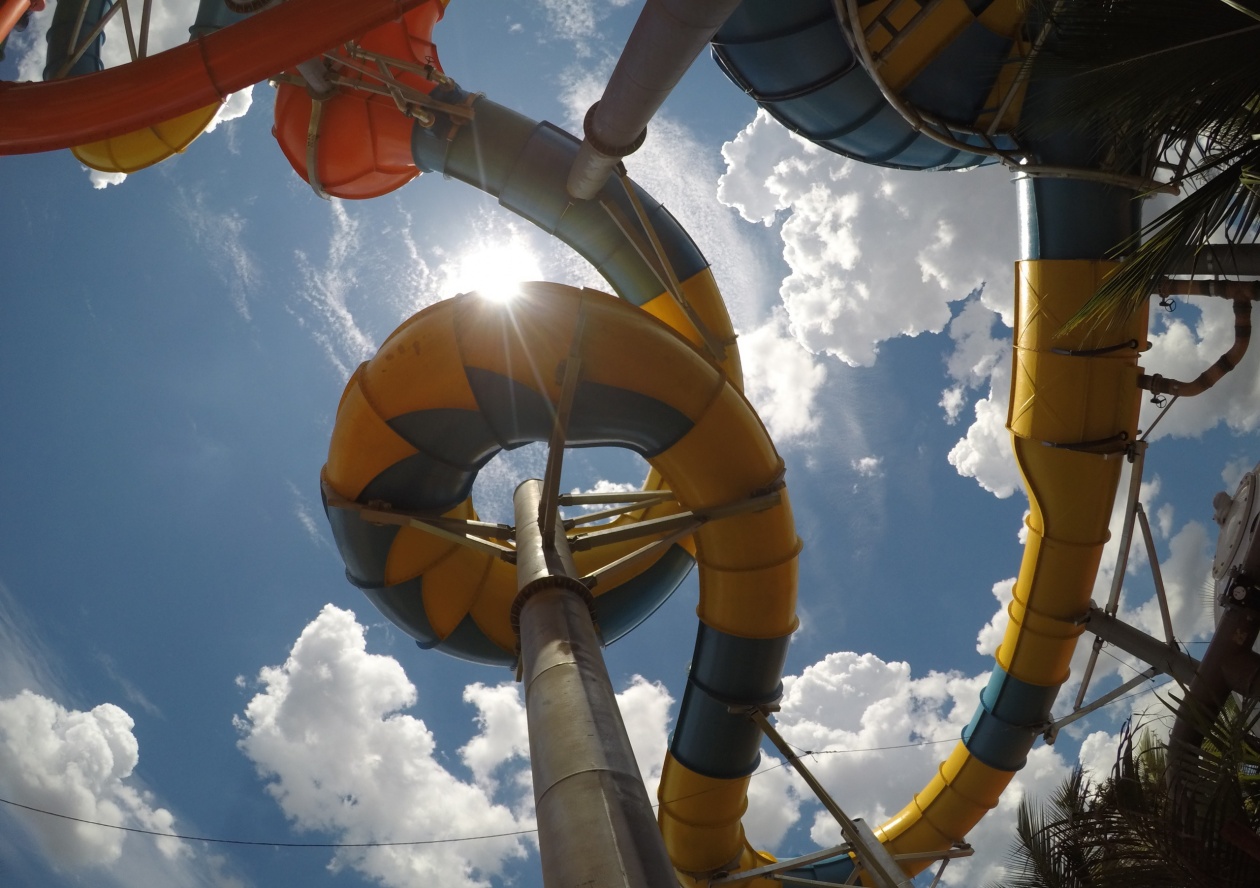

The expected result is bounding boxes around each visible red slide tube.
[0,0,426,154]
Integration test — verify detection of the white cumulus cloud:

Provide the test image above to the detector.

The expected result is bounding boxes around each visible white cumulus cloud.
[716,111,1015,368]
[235,604,532,888]
[0,691,180,868]
[739,312,828,443]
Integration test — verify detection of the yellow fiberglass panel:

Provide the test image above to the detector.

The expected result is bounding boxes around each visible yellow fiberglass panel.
[997,593,1086,682]
[362,299,481,417]
[1017,447,1124,546]
[453,287,582,403]
[654,383,782,510]
[325,372,418,500]
[876,0,974,94]
[657,753,752,874]
[639,270,742,387]
[72,101,220,173]
[578,295,722,422]
[679,269,742,384]
[640,292,703,352]
[466,555,520,653]
[880,747,1012,877]
[381,497,476,586]
[419,546,494,639]
[697,547,800,640]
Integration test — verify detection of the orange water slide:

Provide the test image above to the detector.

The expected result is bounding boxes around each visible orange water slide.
[0,0,429,155]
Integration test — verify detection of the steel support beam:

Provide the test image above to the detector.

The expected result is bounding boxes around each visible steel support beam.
[512,479,676,888]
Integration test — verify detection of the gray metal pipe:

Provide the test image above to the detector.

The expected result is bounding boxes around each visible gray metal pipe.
[1084,606,1200,687]
[566,0,743,199]
[512,480,677,888]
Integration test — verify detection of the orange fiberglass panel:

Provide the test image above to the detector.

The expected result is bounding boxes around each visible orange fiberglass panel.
[272,0,446,199]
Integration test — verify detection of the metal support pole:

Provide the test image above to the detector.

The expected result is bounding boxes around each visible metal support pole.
[748,709,913,888]
[512,479,677,888]
[1083,606,1200,686]
[1077,446,1147,709]
[566,0,743,198]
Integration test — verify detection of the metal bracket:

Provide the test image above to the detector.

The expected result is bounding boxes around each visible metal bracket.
[323,489,517,562]
[566,489,782,551]
[743,708,914,888]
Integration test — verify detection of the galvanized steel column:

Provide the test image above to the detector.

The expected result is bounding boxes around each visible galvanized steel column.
[512,479,677,888]
[566,0,743,199]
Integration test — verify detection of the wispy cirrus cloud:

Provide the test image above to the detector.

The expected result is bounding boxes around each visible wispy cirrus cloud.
[176,187,260,321]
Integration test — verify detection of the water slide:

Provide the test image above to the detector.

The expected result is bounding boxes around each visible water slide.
[0,0,434,154]
[0,1,1189,884]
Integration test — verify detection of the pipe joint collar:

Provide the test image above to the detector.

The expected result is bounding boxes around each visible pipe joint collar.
[583,101,647,159]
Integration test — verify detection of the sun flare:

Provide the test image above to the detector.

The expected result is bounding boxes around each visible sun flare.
[449,239,544,304]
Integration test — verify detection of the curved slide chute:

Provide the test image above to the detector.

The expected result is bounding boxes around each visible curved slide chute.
[323,282,800,872]
[385,22,1151,885]
[711,0,1027,171]
[323,91,745,665]
[3,0,1167,879]
[0,0,432,155]
[410,88,741,383]
[45,0,248,174]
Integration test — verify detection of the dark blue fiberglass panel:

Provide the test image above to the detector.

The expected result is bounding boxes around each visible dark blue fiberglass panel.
[325,500,399,588]
[712,0,1000,170]
[362,578,441,646]
[465,368,696,457]
[963,704,1036,771]
[435,613,515,667]
[1018,178,1141,261]
[499,122,708,302]
[901,20,1013,124]
[783,858,857,887]
[568,381,694,457]
[762,70,886,142]
[960,665,1056,771]
[189,0,248,38]
[43,0,112,78]
[358,453,478,515]
[464,367,554,449]
[717,0,833,42]
[712,10,855,101]
[980,665,1060,725]
[670,625,792,779]
[500,122,574,235]
[671,679,765,778]
[690,623,789,703]
[388,408,503,470]
[594,544,695,644]
[415,98,709,306]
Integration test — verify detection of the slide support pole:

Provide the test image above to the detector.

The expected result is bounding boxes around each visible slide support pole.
[513,479,676,888]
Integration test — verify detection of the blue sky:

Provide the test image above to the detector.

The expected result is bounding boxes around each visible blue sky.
[2,2,1258,886]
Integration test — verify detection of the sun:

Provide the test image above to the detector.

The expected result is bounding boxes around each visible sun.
[449,238,544,304]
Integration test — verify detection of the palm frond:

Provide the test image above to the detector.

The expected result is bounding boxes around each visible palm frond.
[1064,149,1259,332]
[1019,0,1260,331]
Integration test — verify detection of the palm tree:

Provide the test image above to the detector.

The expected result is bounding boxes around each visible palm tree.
[1022,0,1260,330]
[989,696,1260,888]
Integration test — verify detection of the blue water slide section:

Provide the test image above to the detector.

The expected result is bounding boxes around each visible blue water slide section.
[711,0,1019,171]
[671,623,791,779]
[189,0,249,39]
[412,88,709,306]
[1017,40,1142,260]
[43,0,112,79]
